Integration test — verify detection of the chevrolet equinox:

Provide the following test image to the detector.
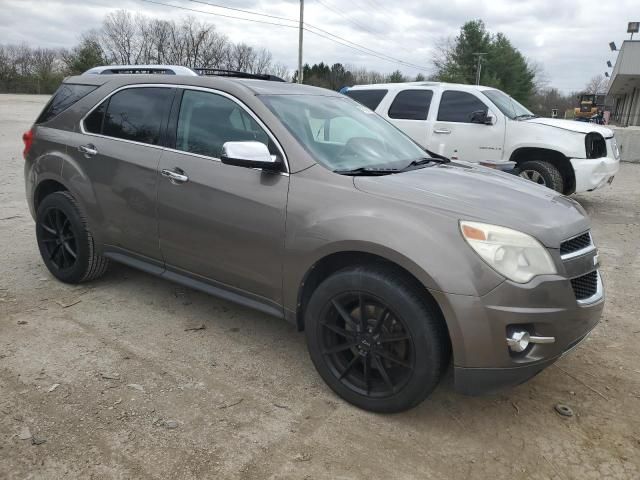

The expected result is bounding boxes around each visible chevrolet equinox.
[23,69,604,412]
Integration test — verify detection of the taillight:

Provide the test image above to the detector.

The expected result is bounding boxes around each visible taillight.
[22,129,34,159]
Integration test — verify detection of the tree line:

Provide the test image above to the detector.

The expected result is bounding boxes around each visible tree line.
[0,10,289,94]
[1,10,602,117]
[299,20,542,107]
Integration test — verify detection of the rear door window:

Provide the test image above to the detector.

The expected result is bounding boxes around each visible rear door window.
[36,84,97,124]
[437,90,488,123]
[102,88,173,145]
[388,90,433,120]
[344,89,388,110]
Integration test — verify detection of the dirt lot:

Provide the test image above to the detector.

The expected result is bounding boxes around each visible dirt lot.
[1,94,639,479]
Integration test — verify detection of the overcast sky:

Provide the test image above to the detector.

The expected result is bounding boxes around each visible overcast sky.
[1,0,636,92]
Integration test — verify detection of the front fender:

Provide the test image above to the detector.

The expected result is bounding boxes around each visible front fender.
[282,166,504,314]
[505,121,586,160]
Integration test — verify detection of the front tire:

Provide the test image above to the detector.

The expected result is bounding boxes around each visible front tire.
[517,160,564,192]
[305,265,450,413]
[36,191,109,284]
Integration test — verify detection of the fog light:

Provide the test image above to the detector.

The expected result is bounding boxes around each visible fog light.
[506,330,555,352]
[507,331,530,352]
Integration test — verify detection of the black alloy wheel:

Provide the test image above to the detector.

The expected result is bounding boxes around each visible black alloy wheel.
[305,266,450,413]
[321,292,414,397]
[35,191,109,283]
[38,207,78,271]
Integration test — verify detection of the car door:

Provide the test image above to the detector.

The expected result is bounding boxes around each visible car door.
[157,88,289,305]
[430,90,505,161]
[384,89,434,148]
[71,85,175,263]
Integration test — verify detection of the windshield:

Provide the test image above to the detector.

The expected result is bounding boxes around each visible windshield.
[259,94,430,172]
[482,89,534,119]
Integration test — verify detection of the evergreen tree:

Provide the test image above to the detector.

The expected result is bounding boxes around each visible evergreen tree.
[433,20,535,104]
[62,37,105,75]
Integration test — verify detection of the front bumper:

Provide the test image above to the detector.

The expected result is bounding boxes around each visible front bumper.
[431,269,604,395]
[570,156,619,193]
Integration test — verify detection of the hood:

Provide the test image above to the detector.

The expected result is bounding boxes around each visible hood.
[353,163,590,248]
[524,117,614,138]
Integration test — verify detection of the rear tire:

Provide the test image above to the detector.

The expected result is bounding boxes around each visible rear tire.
[36,191,109,284]
[304,265,450,413]
[517,160,564,192]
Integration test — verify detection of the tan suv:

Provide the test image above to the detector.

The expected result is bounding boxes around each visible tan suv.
[23,68,604,412]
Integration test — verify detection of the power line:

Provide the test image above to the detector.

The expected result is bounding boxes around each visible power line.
[314,0,379,36]
[187,0,299,24]
[141,0,300,29]
[141,0,431,72]
[186,0,430,71]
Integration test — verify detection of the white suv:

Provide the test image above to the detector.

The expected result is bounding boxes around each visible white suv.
[345,82,620,194]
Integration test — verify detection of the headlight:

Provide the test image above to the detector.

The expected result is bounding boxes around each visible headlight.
[460,221,557,283]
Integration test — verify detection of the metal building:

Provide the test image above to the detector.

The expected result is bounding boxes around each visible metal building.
[608,40,640,126]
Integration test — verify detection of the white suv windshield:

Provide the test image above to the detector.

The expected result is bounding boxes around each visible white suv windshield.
[260,95,429,172]
[483,89,535,120]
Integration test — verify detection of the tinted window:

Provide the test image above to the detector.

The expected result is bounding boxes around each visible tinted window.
[344,89,388,110]
[36,84,97,124]
[388,90,433,120]
[176,90,272,159]
[437,91,488,123]
[84,100,106,134]
[102,88,173,145]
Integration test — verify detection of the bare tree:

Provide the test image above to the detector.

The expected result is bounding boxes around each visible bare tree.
[101,10,139,64]
[270,62,291,81]
[251,48,272,74]
[584,74,608,94]
[528,59,549,94]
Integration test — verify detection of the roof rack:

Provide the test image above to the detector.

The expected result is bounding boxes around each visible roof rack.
[83,65,198,76]
[194,68,286,82]
[82,65,286,82]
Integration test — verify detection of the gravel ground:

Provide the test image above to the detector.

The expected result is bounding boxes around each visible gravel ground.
[1,94,639,479]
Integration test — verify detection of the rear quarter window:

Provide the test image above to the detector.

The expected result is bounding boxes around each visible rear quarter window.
[344,89,388,111]
[36,84,97,124]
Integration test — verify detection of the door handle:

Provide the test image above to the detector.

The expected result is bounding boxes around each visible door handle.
[161,168,189,184]
[433,128,451,134]
[78,144,98,156]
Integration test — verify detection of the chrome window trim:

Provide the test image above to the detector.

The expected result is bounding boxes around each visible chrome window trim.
[576,270,604,306]
[560,231,596,261]
[79,83,290,174]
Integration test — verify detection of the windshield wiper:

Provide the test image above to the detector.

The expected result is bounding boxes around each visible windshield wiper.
[401,156,449,171]
[333,167,400,176]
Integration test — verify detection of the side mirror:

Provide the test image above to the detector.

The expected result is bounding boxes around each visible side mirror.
[470,110,493,125]
[221,141,280,171]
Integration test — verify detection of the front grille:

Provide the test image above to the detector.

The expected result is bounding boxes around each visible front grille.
[571,271,598,300]
[560,232,592,256]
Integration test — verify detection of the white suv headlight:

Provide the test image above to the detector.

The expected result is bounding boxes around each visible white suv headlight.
[460,221,557,283]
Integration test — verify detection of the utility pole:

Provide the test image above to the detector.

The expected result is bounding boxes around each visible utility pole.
[472,52,487,85]
[298,0,304,84]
